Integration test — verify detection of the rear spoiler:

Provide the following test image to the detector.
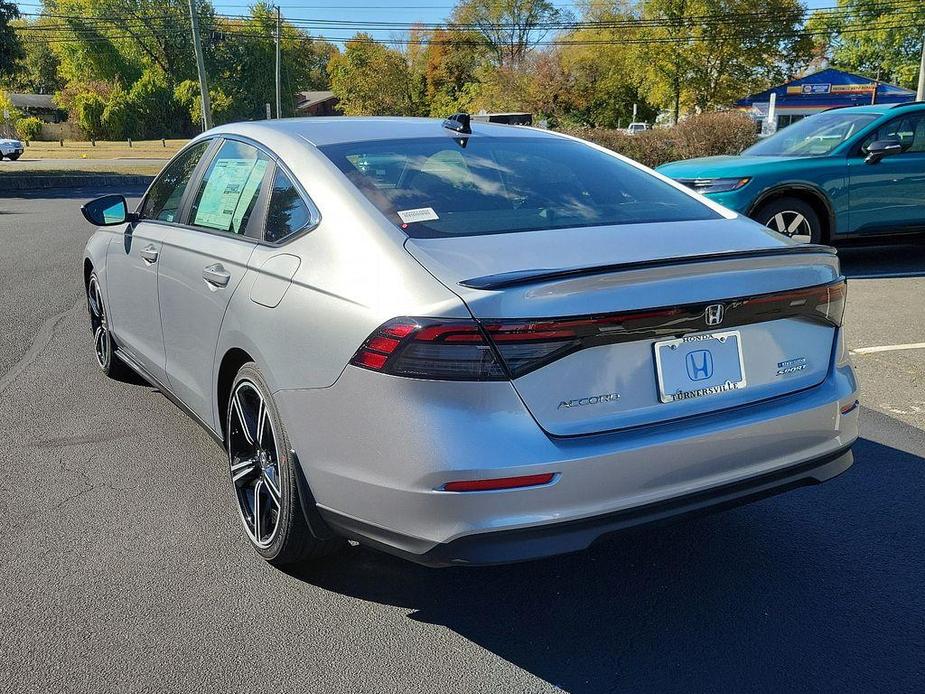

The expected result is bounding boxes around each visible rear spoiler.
[459,244,838,290]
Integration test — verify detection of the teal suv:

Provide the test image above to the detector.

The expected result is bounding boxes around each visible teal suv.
[658,103,925,243]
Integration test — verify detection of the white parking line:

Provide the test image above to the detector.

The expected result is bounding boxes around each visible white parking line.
[851,343,925,355]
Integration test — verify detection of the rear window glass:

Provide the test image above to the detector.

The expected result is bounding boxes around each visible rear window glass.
[265,169,312,243]
[319,137,719,238]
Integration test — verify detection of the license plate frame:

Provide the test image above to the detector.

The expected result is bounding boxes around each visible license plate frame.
[653,330,747,404]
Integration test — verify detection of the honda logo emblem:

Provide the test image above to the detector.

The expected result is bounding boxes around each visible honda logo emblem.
[704,304,725,326]
[686,350,714,381]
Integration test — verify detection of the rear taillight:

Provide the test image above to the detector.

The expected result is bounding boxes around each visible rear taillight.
[350,280,846,381]
[741,279,845,328]
[350,318,507,380]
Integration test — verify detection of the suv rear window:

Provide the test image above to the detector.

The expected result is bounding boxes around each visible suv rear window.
[319,137,719,238]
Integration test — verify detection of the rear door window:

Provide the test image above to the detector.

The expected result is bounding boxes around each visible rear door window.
[319,136,720,238]
[265,169,312,243]
[140,140,210,222]
[188,140,269,235]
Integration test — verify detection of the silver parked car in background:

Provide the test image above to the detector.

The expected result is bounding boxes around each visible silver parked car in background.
[81,114,859,567]
[0,137,24,160]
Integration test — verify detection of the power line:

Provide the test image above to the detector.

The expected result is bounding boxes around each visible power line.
[12,0,924,49]
[17,19,922,47]
[16,0,925,32]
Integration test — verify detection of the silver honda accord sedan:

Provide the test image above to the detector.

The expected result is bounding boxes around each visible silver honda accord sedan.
[80,114,859,567]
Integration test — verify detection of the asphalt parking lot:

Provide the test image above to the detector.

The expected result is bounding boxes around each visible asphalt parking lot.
[1,188,923,693]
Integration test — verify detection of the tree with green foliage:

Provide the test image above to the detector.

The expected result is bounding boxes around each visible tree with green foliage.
[174,79,233,126]
[328,34,426,116]
[73,90,107,139]
[0,1,24,82]
[51,0,199,86]
[451,0,569,66]
[408,26,487,116]
[555,2,658,127]
[207,3,337,121]
[808,0,925,90]
[4,18,65,94]
[17,0,335,135]
[637,0,811,122]
[0,90,22,138]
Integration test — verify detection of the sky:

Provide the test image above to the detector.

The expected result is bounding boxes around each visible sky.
[206,0,836,42]
[14,0,840,44]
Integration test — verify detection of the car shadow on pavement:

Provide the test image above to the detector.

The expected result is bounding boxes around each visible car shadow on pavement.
[838,238,925,279]
[287,410,924,693]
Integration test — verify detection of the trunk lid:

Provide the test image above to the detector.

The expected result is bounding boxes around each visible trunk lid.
[405,218,843,436]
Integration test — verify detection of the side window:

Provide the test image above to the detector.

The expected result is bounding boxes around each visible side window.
[140,140,209,222]
[189,140,269,235]
[863,115,925,154]
[265,169,312,243]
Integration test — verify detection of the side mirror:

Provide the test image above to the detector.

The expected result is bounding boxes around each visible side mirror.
[864,139,903,164]
[80,194,134,226]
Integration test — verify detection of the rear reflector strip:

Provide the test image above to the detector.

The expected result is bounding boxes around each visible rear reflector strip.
[442,473,556,492]
[840,399,860,415]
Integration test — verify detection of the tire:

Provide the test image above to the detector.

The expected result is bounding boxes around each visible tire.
[7,153,20,161]
[753,196,823,244]
[226,362,343,566]
[86,272,130,379]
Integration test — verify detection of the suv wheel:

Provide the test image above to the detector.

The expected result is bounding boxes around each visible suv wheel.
[753,196,822,244]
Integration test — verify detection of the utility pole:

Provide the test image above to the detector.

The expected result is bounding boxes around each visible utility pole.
[188,0,212,130]
[275,5,282,119]
[917,33,925,101]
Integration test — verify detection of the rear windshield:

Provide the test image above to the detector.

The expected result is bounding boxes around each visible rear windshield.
[319,136,720,238]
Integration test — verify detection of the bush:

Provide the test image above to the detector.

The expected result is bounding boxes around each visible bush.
[175,79,234,126]
[101,82,134,139]
[126,69,180,138]
[559,111,758,169]
[15,116,42,142]
[74,92,107,139]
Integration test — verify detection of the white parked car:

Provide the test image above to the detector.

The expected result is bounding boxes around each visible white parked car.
[0,138,24,160]
[626,122,650,135]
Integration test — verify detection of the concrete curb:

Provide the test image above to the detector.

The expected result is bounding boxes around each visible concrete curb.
[0,174,153,192]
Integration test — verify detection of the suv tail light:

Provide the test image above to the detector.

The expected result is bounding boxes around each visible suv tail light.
[350,280,846,381]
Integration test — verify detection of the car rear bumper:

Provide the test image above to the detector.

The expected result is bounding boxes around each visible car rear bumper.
[276,341,859,566]
[319,444,853,567]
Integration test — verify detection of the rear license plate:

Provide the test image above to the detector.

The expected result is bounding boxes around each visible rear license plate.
[654,331,747,404]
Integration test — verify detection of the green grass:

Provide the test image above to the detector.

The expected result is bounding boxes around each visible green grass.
[22,139,188,160]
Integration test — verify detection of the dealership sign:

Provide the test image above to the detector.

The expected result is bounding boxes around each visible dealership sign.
[787,83,874,95]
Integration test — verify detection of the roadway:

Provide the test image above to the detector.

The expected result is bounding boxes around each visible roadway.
[0,188,922,692]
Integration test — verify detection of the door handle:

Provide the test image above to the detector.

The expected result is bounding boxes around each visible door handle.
[202,263,231,287]
[140,245,159,263]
